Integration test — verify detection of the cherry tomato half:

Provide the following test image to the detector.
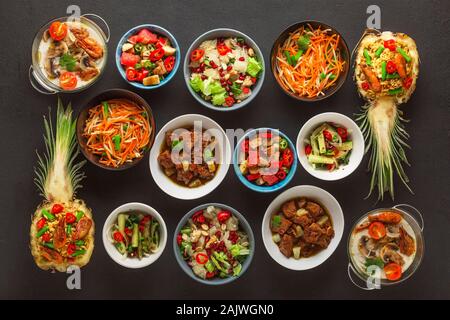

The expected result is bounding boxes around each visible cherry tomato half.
[49,21,68,41]
[126,67,138,81]
[305,144,312,155]
[113,231,124,243]
[36,218,47,230]
[41,233,51,242]
[368,222,386,240]
[384,263,402,281]
[51,204,64,214]
[65,212,77,224]
[59,72,77,90]
[337,127,348,141]
[195,253,209,265]
[217,211,231,224]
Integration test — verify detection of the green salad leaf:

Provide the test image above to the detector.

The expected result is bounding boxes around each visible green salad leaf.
[208,81,226,95]
[189,75,203,92]
[212,92,227,106]
[246,57,262,77]
[230,244,250,258]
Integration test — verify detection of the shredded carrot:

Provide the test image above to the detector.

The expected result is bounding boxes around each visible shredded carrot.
[275,24,346,98]
[82,99,152,168]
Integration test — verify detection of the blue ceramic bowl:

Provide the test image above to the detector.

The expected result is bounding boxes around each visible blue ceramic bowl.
[183,28,265,112]
[233,128,298,193]
[115,24,180,90]
[173,203,255,285]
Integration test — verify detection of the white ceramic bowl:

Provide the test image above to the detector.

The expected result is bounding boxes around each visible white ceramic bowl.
[102,202,167,269]
[149,114,231,200]
[296,112,364,181]
[262,185,344,271]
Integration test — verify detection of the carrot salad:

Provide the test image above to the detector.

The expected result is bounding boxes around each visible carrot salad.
[275,24,346,98]
[82,99,152,167]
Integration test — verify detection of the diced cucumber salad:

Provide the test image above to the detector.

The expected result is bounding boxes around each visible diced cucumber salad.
[110,212,160,260]
[304,122,353,171]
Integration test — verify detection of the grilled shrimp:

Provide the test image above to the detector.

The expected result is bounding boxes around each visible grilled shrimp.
[368,211,402,224]
[360,63,381,92]
[394,53,407,78]
[76,37,103,59]
[399,227,415,256]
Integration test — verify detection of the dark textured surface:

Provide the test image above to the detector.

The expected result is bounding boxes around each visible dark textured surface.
[0,0,449,299]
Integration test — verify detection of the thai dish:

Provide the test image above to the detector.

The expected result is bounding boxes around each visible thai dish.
[177,206,251,280]
[30,100,94,272]
[158,127,218,187]
[37,20,105,90]
[274,24,346,98]
[189,37,263,107]
[238,130,294,186]
[304,122,353,171]
[349,210,416,281]
[355,30,419,200]
[109,212,160,259]
[82,99,152,168]
[271,198,334,259]
[119,28,177,86]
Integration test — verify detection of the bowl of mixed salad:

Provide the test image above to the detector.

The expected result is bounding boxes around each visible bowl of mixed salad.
[233,128,297,192]
[184,28,265,111]
[296,113,364,181]
[173,203,254,285]
[116,24,180,89]
[102,202,167,269]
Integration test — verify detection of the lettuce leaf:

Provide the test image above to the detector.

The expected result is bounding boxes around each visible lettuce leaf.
[246,57,262,77]
[189,75,203,92]
[212,92,227,106]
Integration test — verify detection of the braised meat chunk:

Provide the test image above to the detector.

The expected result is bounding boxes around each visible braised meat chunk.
[279,234,294,258]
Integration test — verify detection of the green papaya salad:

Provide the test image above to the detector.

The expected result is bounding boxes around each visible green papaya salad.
[304,122,353,171]
[188,37,263,107]
[177,205,251,280]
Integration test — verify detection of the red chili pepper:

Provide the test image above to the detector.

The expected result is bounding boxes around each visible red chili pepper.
[276,170,287,180]
[41,232,51,242]
[337,127,348,141]
[217,211,231,224]
[262,174,279,186]
[361,81,370,91]
[217,44,231,56]
[323,130,333,141]
[65,212,76,224]
[113,231,124,242]
[176,234,182,246]
[36,217,46,230]
[206,271,215,279]
[136,69,149,82]
[246,173,261,182]
[156,37,166,48]
[195,253,209,265]
[190,49,204,62]
[281,148,294,167]
[403,77,413,89]
[305,144,312,155]
[164,56,175,72]
[126,67,138,81]
[150,48,165,62]
[51,204,64,214]
[125,227,132,236]
[225,96,235,107]
[327,163,335,171]
[67,243,77,256]
[384,39,396,51]
[386,61,397,74]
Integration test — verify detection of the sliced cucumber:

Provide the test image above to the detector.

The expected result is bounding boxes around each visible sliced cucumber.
[308,154,335,164]
[337,141,353,151]
[317,133,326,154]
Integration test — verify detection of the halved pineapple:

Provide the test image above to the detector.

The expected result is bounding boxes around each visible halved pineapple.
[30,100,94,272]
[354,29,419,200]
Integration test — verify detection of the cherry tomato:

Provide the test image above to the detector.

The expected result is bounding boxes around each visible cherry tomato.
[305,144,312,155]
[36,218,47,230]
[368,222,386,240]
[67,243,77,256]
[176,234,182,246]
[164,56,175,72]
[113,231,124,242]
[65,212,76,224]
[403,77,413,89]
[49,21,68,41]
[281,148,294,167]
[361,81,370,90]
[217,43,231,56]
[121,52,141,67]
[51,204,64,214]
[206,271,215,279]
[383,39,396,51]
[195,253,209,265]
[150,48,165,62]
[126,67,139,81]
[323,130,333,141]
[59,72,77,90]
[384,263,402,281]
[242,87,250,94]
[136,28,157,44]
[337,127,348,141]
[217,211,231,224]
[190,49,204,62]
[225,96,235,107]
[386,61,397,74]
[41,233,51,242]
[327,163,335,171]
